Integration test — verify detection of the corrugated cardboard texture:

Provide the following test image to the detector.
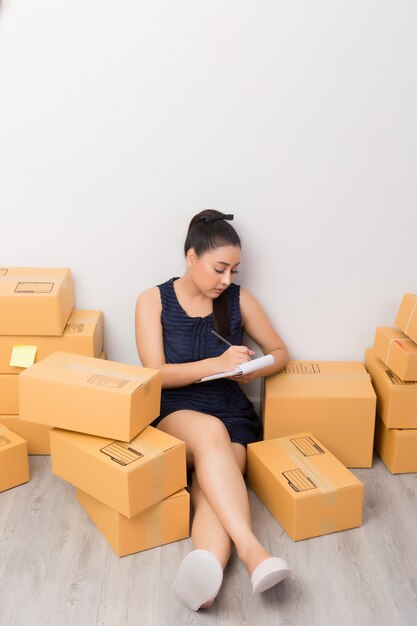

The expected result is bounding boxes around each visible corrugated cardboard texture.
[0,310,103,374]
[247,433,364,541]
[0,374,19,415]
[0,267,73,335]
[373,326,417,382]
[395,293,417,344]
[364,348,417,428]
[50,426,187,517]
[0,416,51,454]
[77,488,190,556]
[20,351,161,441]
[374,414,417,474]
[0,423,30,492]
[262,360,376,467]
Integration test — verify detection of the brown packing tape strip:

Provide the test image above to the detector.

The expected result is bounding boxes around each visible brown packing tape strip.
[128,438,169,503]
[274,438,339,534]
[150,452,167,504]
[280,373,371,382]
[0,273,66,283]
[145,489,166,548]
[46,359,150,388]
[0,274,70,294]
[405,300,417,335]
[65,317,100,326]
[129,439,168,539]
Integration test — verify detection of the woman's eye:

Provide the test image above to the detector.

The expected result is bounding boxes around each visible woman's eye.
[214,268,239,275]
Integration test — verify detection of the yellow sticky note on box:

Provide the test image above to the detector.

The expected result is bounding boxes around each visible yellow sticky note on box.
[10,345,37,368]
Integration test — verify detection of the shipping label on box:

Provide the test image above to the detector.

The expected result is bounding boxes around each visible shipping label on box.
[0,416,51,454]
[20,351,161,441]
[374,415,417,474]
[262,360,376,468]
[364,348,417,428]
[77,488,190,557]
[0,423,30,492]
[50,425,187,518]
[373,326,417,382]
[395,293,417,344]
[0,374,19,415]
[247,433,364,541]
[0,267,73,336]
[0,310,103,374]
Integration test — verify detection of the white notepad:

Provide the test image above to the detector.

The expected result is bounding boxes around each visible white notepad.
[198,354,274,382]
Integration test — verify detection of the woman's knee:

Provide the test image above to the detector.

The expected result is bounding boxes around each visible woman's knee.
[195,415,230,449]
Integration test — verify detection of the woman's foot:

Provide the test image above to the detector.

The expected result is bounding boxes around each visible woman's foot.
[173,549,223,611]
[251,557,291,593]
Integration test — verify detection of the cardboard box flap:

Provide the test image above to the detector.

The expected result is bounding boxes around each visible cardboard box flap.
[21,351,159,394]
[251,434,363,496]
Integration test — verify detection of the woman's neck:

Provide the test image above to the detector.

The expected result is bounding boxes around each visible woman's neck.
[174,274,213,317]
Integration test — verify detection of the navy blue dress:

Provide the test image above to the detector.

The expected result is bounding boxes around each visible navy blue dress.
[151,277,263,447]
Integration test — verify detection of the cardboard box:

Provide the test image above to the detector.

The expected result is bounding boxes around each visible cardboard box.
[364,348,417,428]
[0,310,103,374]
[373,326,417,382]
[50,426,186,518]
[20,351,161,441]
[262,361,376,467]
[77,488,190,556]
[0,374,19,415]
[0,423,30,492]
[395,293,417,344]
[0,267,73,336]
[247,433,364,541]
[0,416,51,454]
[374,414,417,474]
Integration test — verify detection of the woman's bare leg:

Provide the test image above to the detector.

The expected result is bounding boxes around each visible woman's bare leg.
[190,442,246,567]
[190,443,246,608]
[157,410,271,575]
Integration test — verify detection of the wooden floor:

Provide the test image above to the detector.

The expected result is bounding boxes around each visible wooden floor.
[0,455,416,626]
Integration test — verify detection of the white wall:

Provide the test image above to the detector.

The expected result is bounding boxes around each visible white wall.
[1,1,416,403]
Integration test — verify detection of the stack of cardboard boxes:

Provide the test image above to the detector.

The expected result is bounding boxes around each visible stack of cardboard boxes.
[247,358,377,541]
[365,293,417,474]
[0,266,77,492]
[20,351,190,557]
[0,267,103,454]
[1,266,190,556]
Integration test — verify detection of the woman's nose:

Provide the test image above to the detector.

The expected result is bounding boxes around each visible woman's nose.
[221,273,231,286]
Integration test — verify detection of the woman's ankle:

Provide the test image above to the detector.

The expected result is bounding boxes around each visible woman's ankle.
[237,540,271,575]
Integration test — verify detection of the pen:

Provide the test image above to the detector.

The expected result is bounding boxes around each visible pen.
[211,329,232,347]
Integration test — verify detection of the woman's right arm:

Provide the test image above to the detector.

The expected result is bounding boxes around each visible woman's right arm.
[135,288,253,388]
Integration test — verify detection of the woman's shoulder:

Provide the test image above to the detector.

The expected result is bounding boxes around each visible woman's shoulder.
[237,286,260,312]
[136,286,161,311]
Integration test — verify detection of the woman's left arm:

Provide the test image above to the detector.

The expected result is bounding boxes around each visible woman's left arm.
[232,287,289,382]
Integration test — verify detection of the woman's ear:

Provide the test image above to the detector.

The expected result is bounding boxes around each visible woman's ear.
[186,248,197,269]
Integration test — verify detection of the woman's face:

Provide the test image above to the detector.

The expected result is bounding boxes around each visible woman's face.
[187,245,241,297]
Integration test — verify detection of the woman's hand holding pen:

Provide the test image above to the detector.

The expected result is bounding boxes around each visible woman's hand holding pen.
[210,329,254,374]
[216,345,255,373]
